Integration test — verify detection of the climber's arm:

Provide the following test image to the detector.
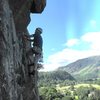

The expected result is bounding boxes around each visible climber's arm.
[29,34,34,37]
[26,38,33,42]
[23,34,34,42]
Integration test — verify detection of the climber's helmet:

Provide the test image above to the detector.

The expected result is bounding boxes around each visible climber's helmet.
[36,27,43,34]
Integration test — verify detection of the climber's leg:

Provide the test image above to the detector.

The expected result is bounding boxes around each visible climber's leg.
[26,48,33,56]
[28,62,35,76]
[32,46,42,55]
[28,54,41,76]
[27,46,42,76]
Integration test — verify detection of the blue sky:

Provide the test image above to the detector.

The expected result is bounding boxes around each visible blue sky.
[28,0,100,71]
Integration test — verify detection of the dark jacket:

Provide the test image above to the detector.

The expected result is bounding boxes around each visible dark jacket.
[33,33,43,50]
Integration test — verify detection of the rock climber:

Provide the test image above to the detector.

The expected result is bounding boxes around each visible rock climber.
[24,27,43,76]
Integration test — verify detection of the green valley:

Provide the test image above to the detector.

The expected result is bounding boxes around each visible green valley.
[38,56,100,100]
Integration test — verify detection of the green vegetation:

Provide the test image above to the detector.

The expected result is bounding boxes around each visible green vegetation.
[38,56,100,100]
[38,70,100,100]
[38,70,75,87]
[39,83,100,100]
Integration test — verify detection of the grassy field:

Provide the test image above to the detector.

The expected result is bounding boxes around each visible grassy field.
[75,83,100,89]
[56,83,100,92]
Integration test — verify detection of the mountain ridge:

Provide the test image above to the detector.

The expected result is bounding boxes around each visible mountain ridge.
[58,55,100,80]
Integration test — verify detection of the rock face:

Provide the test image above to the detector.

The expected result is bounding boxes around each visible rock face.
[0,0,46,100]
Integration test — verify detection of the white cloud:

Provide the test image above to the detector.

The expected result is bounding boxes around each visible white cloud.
[65,39,79,47]
[40,63,61,72]
[82,32,100,42]
[41,32,100,71]
[81,32,100,50]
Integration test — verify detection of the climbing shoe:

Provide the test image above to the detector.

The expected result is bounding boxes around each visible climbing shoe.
[28,70,35,76]
[28,63,34,67]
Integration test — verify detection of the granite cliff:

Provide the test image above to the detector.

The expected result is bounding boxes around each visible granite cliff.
[0,0,46,100]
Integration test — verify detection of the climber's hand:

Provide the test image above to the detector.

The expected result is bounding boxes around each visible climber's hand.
[23,34,29,40]
[24,34,29,37]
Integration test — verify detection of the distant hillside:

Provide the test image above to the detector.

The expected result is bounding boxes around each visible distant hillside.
[38,70,75,86]
[58,56,100,80]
